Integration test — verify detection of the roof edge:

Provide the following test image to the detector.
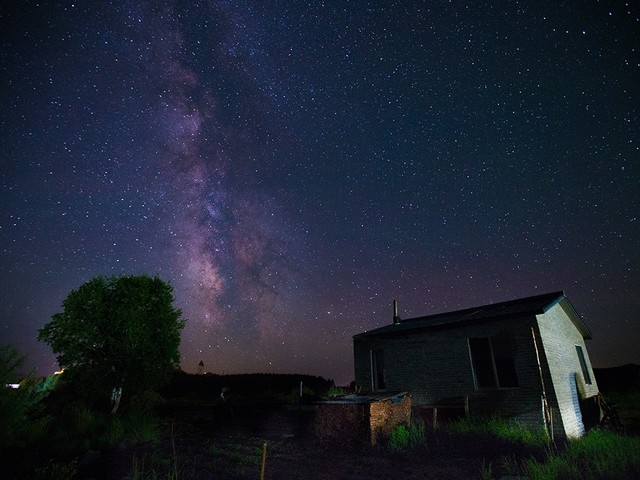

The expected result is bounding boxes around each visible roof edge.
[554,294,593,340]
[353,291,569,340]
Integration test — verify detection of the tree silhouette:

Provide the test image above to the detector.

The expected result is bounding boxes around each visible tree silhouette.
[39,275,185,412]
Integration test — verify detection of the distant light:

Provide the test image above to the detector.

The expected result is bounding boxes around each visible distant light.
[54,368,65,375]
[6,384,20,389]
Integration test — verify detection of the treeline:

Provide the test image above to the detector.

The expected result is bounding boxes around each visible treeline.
[161,370,335,401]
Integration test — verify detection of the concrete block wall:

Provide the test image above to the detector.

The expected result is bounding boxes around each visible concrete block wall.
[354,330,475,403]
[536,300,599,439]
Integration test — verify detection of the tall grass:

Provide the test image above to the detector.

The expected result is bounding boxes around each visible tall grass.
[449,415,640,479]
[448,414,549,449]
[389,421,427,452]
[124,404,159,443]
[49,402,126,453]
[522,429,640,479]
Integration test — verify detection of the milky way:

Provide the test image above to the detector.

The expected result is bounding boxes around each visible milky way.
[1,1,638,384]
[113,2,311,374]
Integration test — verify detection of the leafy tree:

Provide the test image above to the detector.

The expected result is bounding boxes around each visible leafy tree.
[38,275,185,412]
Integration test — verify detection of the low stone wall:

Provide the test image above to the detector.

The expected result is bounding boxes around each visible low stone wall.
[315,394,412,447]
[369,395,412,446]
[315,402,370,447]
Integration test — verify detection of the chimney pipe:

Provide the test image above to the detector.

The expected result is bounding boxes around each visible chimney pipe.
[393,299,400,324]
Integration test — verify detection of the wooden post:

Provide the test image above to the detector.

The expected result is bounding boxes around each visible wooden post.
[531,327,553,443]
[260,441,268,480]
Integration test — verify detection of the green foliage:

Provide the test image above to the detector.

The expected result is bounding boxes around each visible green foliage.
[286,385,316,404]
[523,453,580,480]
[389,424,410,452]
[449,415,549,448]
[45,394,165,457]
[0,345,52,448]
[389,421,427,452]
[48,401,120,453]
[325,385,345,397]
[530,429,640,479]
[38,275,185,407]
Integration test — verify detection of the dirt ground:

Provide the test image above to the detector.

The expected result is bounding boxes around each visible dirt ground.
[78,403,499,480]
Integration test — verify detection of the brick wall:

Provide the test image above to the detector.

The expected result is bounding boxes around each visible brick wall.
[536,300,600,439]
[369,395,412,446]
[314,402,370,447]
[315,395,412,447]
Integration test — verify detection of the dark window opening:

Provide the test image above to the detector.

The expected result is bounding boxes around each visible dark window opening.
[469,334,519,389]
[469,338,496,388]
[492,333,519,388]
[576,345,592,384]
[371,349,386,391]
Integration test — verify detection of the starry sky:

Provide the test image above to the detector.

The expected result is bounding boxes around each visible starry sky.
[1,1,638,385]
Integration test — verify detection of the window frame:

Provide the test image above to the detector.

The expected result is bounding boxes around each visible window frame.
[468,335,519,390]
[370,348,387,392]
[575,344,592,385]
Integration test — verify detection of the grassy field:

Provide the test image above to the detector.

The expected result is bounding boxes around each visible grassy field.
[2,371,639,479]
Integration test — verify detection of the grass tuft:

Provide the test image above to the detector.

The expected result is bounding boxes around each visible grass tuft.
[389,420,427,452]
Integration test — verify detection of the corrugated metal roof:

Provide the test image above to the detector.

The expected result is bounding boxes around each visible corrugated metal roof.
[354,291,592,339]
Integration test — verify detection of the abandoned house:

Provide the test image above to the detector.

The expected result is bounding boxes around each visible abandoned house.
[353,291,600,440]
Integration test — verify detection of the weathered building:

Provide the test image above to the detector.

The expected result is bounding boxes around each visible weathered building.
[353,292,600,440]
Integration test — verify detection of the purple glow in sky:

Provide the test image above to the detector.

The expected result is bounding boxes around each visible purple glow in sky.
[2,1,638,385]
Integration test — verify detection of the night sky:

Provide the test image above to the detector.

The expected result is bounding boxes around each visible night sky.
[1,1,638,385]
